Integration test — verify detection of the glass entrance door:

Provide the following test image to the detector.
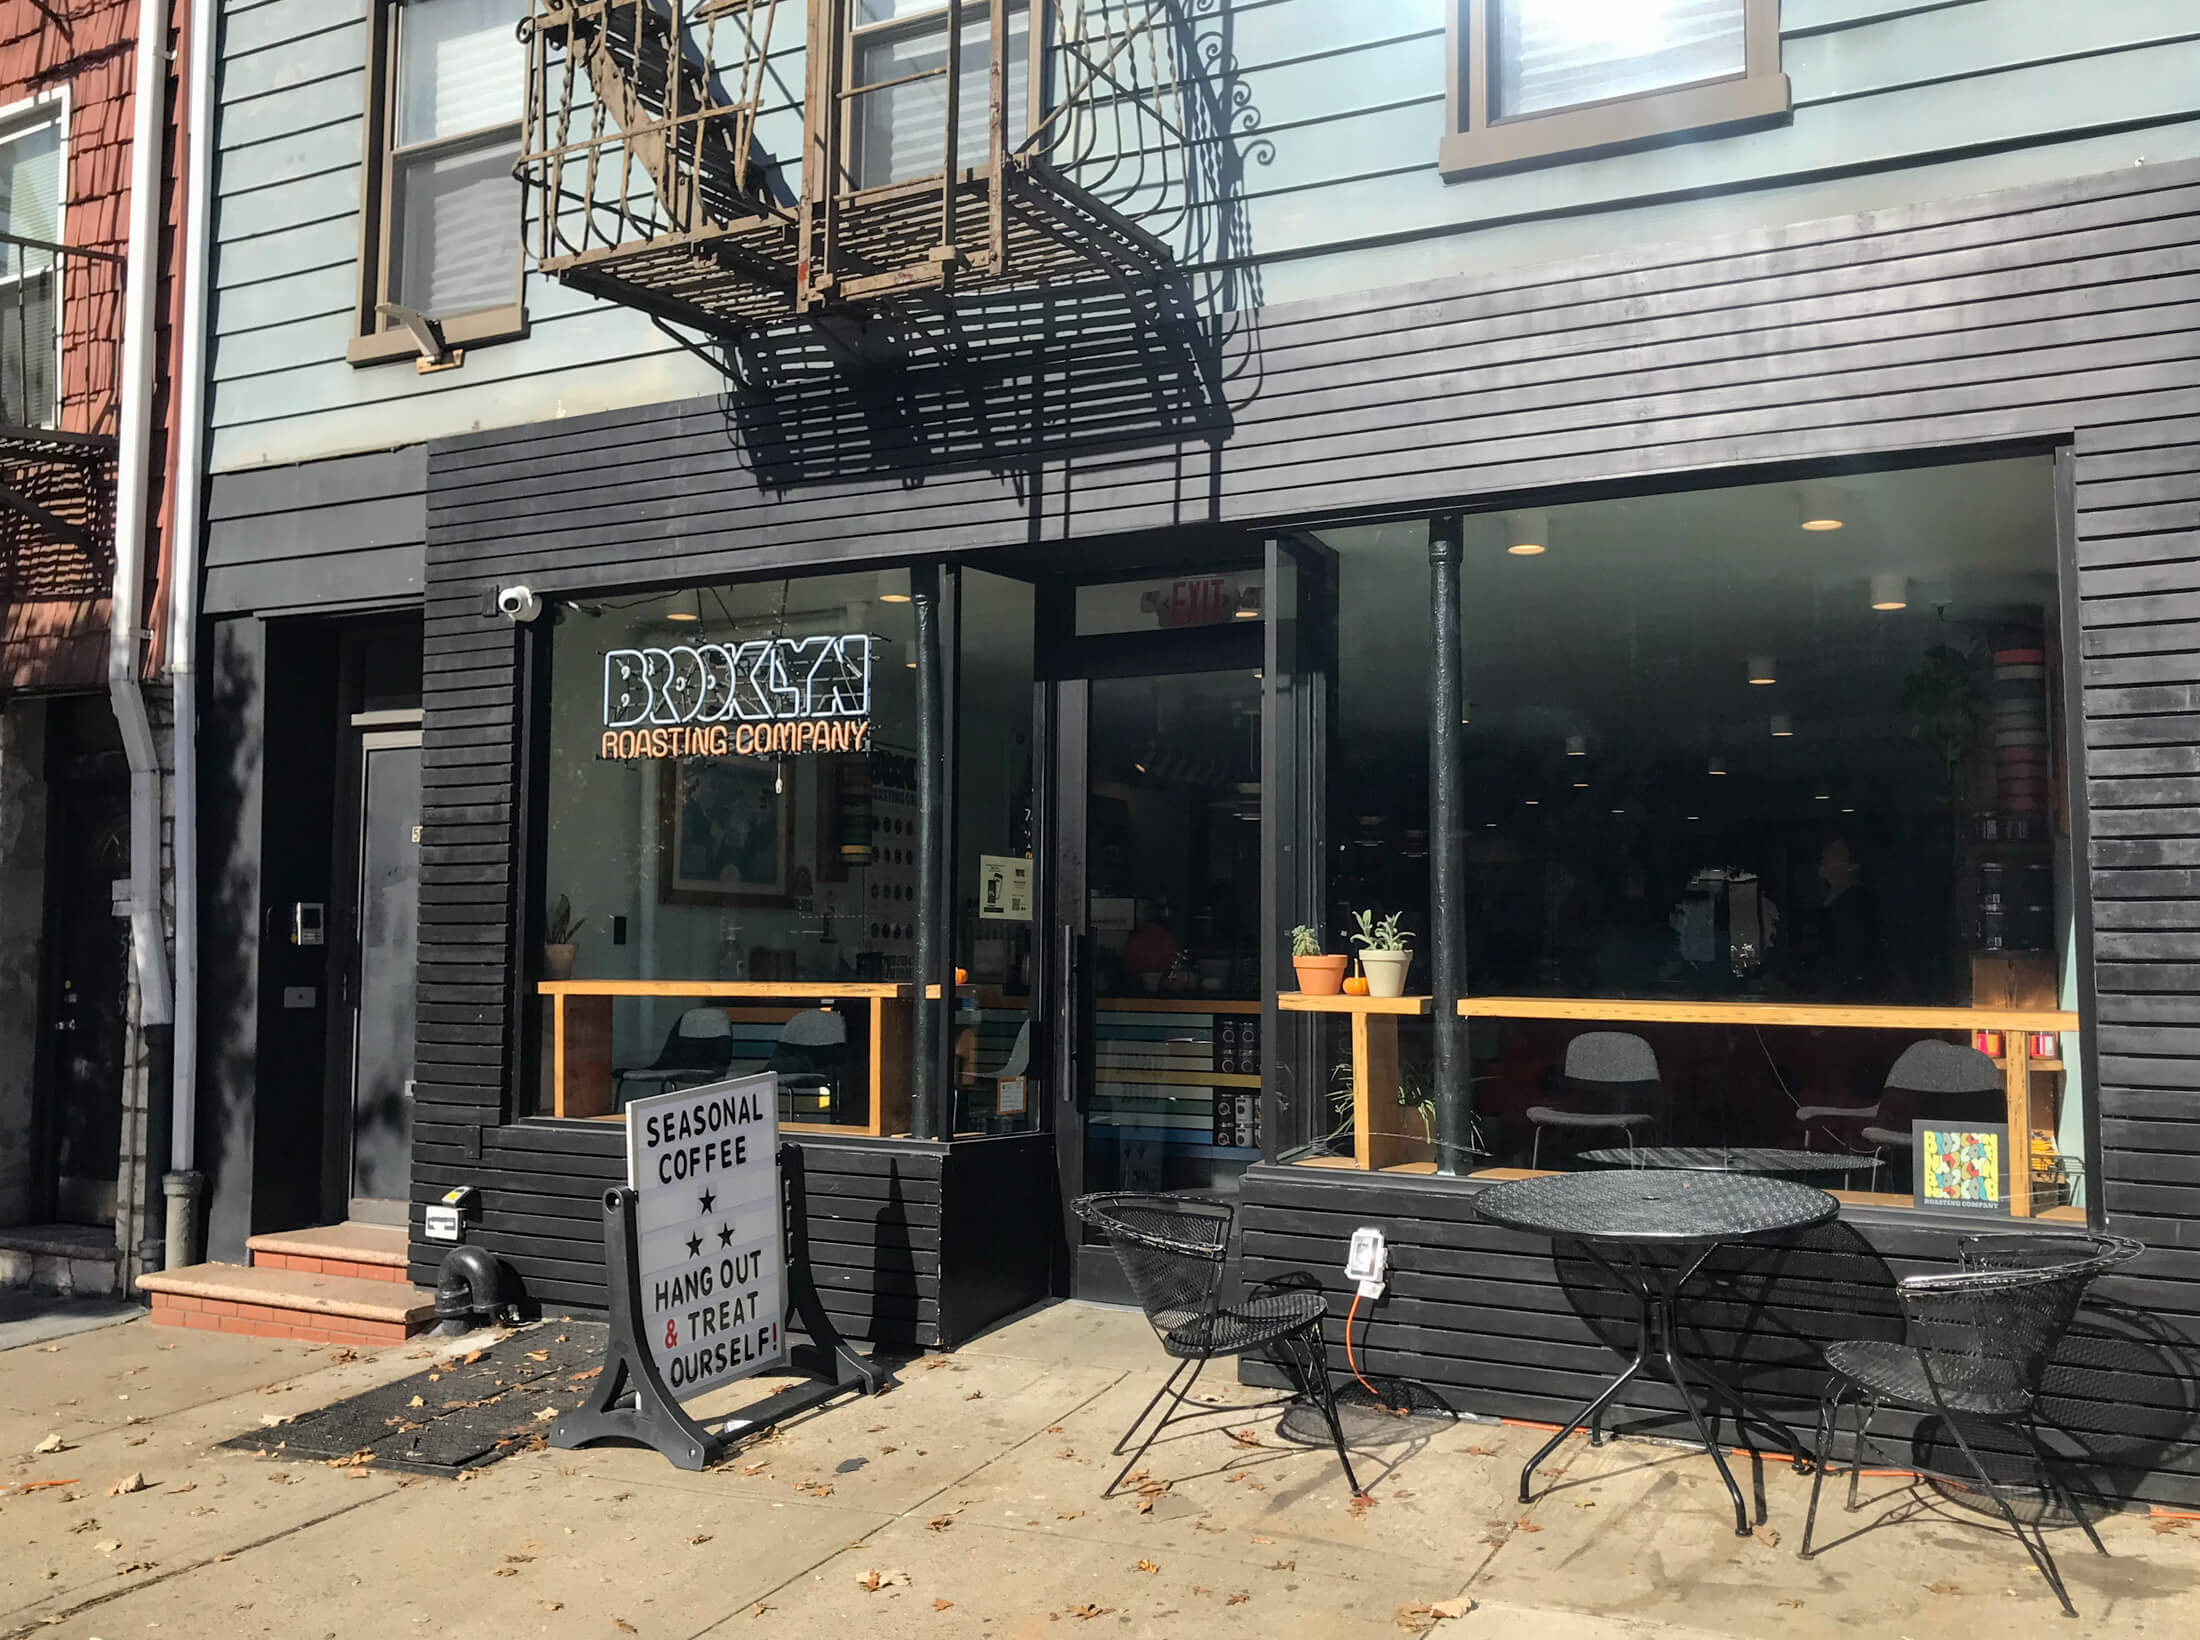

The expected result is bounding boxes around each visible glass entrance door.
[1057,655,1265,1298]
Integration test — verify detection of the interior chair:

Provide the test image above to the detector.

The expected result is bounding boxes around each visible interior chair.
[1859,1040,2006,1189]
[768,1006,851,1124]
[952,1016,1033,1136]
[613,1008,733,1108]
[1802,1233,2143,1615]
[1071,1191,1362,1499]
[1526,1031,1660,1169]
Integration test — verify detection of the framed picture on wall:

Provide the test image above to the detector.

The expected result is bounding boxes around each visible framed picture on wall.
[657,758,794,905]
[1912,1121,2011,1214]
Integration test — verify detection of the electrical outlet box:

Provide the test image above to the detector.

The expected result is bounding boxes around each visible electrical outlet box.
[1345,1227,1388,1299]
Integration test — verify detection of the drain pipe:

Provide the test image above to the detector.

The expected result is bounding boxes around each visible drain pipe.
[110,0,176,1183]
[162,0,214,1268]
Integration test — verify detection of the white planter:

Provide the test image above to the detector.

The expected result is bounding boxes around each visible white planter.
[1360,948,1413,998]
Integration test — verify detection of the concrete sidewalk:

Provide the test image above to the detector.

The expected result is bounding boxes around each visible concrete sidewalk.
[2,1301,2195,1639]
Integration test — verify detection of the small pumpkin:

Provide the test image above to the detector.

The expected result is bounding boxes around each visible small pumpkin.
[1342,974,1371,997]
[955,967,969,985]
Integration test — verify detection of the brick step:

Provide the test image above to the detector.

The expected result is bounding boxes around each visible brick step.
[247,1222,410,1285]
[138,1262,435,1347]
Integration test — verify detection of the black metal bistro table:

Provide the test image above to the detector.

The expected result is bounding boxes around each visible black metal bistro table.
[1473,1169,1840,1535]
[1580,1146,1883,1182]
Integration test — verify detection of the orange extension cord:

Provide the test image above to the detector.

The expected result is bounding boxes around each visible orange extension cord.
[1344,1289,1379,1399]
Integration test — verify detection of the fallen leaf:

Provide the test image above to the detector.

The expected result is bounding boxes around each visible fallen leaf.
[494,1567,519,1578]
[931,1598,954,1611]
[1067,1604,1115,1620]
[1351,1495,1377,1517]
[68,1518,98,1534]
[1135,1559,1159,1574]
[95,1539,120,1553]
[569,1367,602,1382]
[1927,1581,1961,1595]
[31,1435,70,1455]
[543,1602,563,1612]
[751,1603,771,1618]
[1463,1444,1497,1457]
[1777,1598,1804,1609]
[526,1350,548,1362]
[1433,1598,1474,1619]
[106,1473,150,1496]
[740,1463,769,1476]
[1394,1605,1439,1636]
[1227,1429,1262,1448]
[1250,1535,1273,1545]
[2151,1518,2191,1534]
[532,1407,558,1423]
[690,1533,713,1546]
[463,1350,487,1365]
[1753,1526,1781,1548]
[1512,1517,1540,1533]
[927,1516,954,1532]
[858,1568,911,1592]
[1046,1424,1064,1433]
[1056,1509,1084,1521]
[407,1396,425,1409]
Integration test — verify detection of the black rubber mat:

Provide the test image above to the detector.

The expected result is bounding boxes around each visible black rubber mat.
[221,1322,611,1477]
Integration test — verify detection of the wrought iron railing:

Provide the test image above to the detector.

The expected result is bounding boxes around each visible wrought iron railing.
[0,231,124,441]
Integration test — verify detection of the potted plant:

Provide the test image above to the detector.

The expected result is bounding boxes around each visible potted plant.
[1349,909,1413,998]
[543,894,586,981]
[1289,924,1348,995]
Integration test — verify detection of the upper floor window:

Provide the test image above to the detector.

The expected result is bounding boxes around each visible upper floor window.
[0,102,64,426]
[846,1,1030,192]
[350,0,526,366]
[1443,0,1788,179]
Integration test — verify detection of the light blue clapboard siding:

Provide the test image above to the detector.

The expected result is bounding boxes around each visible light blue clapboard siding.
[209,0,2200,474]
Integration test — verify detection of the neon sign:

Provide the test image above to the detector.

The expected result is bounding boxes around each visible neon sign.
[599,637,872,761]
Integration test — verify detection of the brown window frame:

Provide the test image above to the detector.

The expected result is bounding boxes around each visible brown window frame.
[1441,0,1790,180]
[835,0,1039,195]
[347,0,527,368]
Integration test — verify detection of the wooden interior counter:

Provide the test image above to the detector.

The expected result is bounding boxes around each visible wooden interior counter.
[537,980,912,1135]
[1279,992,1433,1171]
[1452,996,2079,1217]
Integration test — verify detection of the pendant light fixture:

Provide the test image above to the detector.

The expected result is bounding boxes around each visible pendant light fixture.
[1707,755,1726,775]
[1564,733,1587,757]
[1869,573,1908,611]
[877,570,911,604]
[1747,655,1777,686]
[1770,714,1794,738]
[1505,509,1548,557]
[665,587,702,623]
[1813,780,1832,801]
[1798,481,1843,531]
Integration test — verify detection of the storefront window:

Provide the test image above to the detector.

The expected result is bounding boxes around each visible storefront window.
[535,572,919,1131]
[1454,456,2086,1214]
[953,569,1038,1134]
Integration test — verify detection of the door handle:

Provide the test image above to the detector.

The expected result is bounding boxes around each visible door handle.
[1058,923,1082,1106]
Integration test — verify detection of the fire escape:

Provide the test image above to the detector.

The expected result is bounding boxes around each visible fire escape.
[0,232,122,690]
[519,0,1190,334]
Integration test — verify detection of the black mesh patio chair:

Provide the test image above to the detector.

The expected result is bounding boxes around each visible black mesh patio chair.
[1071,1191,1363,1499]
[613,1007,734,1108]
[1801,1232,2143,1615]
[1527,1031,1659,1169]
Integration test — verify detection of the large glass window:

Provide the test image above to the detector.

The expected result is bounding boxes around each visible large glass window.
[0,102,63,427]
[1491,0,1746,119]
[537,572,918,1131]
[850,1,1030,190]
[1452,456,2086,1215]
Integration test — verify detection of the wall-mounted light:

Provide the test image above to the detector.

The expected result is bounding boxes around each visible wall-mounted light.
[1565,733,1587,757]
[665,588,702,623]
[1747,655,1777,686]
[1799,481,1843,531]
[1505,509,1548,556]
[1770,714,1794,738]
[1869,573,1908,611]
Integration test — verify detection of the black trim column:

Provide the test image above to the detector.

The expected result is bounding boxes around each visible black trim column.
[1428,517,1469,1173]
[911,567,942,1139]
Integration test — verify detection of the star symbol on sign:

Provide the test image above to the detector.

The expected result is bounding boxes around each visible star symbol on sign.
[698,1189,717,1214]
[718,1223,735,1248]
[686,1233,703,1259]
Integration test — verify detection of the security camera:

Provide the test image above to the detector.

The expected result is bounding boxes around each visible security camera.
[496,585,543,623]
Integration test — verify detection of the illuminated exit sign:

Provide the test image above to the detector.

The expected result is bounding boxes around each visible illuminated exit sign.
[600,637,871,760]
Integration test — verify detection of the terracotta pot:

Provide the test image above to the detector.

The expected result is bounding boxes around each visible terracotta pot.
[1360,948,1413,998]
[1292,953,1349,995]
[543,943,577,981]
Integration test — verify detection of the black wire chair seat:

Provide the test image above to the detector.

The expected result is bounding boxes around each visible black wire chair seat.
[1802,1232,2144,1616]
[1159,1286,1329,1360]
[1072,1191,1363,1499]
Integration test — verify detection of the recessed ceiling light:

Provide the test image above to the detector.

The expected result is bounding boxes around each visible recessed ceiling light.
[1869,573,1908,611]
[1747,655,1777,686]
[1505,509,1548,556]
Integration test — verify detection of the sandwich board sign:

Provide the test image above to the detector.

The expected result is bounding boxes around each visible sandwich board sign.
[629,1073,786,1396]
[552,1072,883,1470]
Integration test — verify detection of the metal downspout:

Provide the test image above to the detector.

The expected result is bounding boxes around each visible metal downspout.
[163,0,215,1265]
[110,0,176,1273]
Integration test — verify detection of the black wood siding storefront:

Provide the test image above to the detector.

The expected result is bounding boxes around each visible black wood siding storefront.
[415,159,2200,1492]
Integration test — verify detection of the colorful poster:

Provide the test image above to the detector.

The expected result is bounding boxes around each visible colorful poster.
[1913,1122,2008,1213]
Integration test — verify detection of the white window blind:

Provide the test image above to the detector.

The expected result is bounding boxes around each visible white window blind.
[388,0,522,320]
[1490,0,1747,121]
[853,6,1029,190]
[0,113,62,425]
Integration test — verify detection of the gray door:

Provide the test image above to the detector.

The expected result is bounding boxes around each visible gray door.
[349,732,420,1213]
